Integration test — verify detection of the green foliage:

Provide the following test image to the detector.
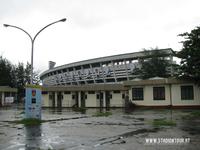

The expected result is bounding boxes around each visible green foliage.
[190,111,200,117]
[152,119,176,127]
[92,111,112,117]
[14,118,44,126]
[25,84,42,89]
[72,107,87,113]
[178,26,200,84]
[132,49,172,79]
[0,56,41,102]
[0,56,15,87]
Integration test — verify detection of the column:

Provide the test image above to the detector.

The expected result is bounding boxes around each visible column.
[55,92,58,107]
[103,91,106,107]
[2,92,4,106]
[111,61,117,82]
[78,91,81,107]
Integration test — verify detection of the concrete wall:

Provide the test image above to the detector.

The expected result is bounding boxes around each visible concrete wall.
[129,85,171,106]
[85,92,97,107]
[171,84,200,106]
[110,92,124,107]
[42,94,49,107]
[129,84,200,106]
[63,93,73,107]
[42,90,126,108]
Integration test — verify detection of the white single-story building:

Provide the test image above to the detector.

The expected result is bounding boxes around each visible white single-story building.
[0,86,18,106]
[124,78,200,107]
[41,84,128,108]
[41,78,200,108]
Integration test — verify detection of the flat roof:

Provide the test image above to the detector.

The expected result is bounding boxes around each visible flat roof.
[42,84,128,92]
[0,86,17,92]
[123,78,193,86]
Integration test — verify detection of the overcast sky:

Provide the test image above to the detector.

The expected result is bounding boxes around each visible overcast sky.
[0,0,199,73]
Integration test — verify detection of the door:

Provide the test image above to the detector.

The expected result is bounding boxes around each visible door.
[57,92,63,108]
[105,91,110,108]
[81,91,86,108]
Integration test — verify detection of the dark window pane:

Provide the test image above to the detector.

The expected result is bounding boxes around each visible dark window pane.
[181,86,194,100]
[132,88,143,100]
[153,87,165,100]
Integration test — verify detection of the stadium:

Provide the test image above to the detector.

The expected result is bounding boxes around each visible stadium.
[40,48,200,108]
[40,48,174,86]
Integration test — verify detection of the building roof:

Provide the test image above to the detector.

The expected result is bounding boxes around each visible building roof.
[123,78,193,86]
[42,84,128,92]
[0,86,17,92]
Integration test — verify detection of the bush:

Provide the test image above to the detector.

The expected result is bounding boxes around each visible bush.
[14,118,44,126]
[153,119,176,127]
[93,112,112,117]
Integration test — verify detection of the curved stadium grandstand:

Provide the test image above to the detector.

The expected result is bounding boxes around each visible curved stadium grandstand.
[40,48,174,86]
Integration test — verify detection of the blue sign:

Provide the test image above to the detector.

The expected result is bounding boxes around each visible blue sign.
[25,87,42,119]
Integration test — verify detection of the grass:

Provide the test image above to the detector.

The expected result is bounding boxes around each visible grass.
[92,111,112,117]
[72,107,87,113]
[152,119,176,127]
[190,111,200,117]
[182,110,200,119]
[14,118,44,126]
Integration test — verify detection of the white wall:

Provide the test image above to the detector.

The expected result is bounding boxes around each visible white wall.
[171,84,200,106]
[129,83,200,106]
[86,92,97,107]
[129,85,171,106]
[62,94,73,107]
[110,92,124,107]
[42,94,49,107]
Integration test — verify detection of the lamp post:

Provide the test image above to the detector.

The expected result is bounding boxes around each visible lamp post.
[4,18,66,84]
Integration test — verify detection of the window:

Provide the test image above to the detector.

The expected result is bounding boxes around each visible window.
[122,93,125,99]
[153,87,165,100]
[88,91,95,94]
[49,95,53,100]
[32,98,36,104]
[96,94,100,99]
[132,88,143,100]
[64,91,71,94]
[42,91,48,95]
[113,90,120,93]
[181,85,194,100]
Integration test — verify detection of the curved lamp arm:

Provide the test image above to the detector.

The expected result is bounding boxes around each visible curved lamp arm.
[33,18,66,42]
[3,24,33,41]
[3,18,66,84]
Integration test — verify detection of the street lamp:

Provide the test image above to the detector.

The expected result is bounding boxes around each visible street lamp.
[3,18,66,84]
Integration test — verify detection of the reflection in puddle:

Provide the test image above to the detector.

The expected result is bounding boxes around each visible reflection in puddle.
[25,125,42,149]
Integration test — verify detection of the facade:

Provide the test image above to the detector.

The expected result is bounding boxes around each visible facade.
[41,78,200,108]
[124,78,200,107]
[40,48,200,108]
[41,84,128,108]
[0,86,17,106]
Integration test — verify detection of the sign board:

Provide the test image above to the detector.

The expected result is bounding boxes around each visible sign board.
[5,97,14,104]
[25,87,42,119]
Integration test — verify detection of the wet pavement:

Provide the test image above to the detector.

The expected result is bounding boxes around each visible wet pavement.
[0,106,200,150]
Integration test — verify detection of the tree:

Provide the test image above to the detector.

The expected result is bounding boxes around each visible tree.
[0,56,15,87]
[178,26,200,84]
[132,49,172,79]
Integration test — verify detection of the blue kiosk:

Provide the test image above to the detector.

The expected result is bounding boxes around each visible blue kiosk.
[25,85,42,119]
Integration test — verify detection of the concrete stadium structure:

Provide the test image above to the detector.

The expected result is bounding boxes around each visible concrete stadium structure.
[40,48,174,86]
[40,48,200,108]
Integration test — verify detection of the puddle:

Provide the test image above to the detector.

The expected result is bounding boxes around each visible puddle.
[0,107,200,149]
